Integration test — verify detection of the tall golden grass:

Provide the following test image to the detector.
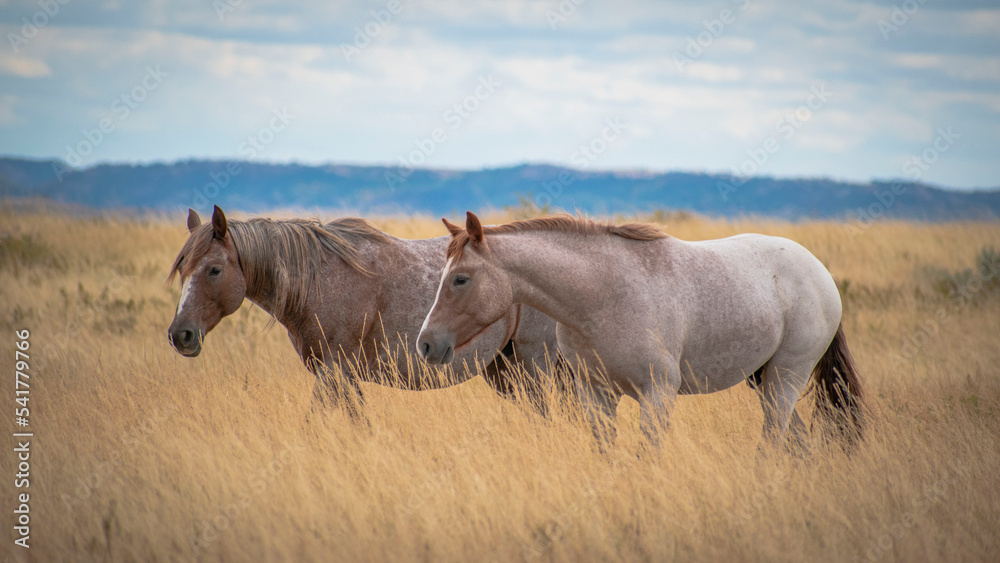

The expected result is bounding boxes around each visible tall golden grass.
[2,200,998,562]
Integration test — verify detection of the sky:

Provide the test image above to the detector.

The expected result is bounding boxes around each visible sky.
[1,0,998,189]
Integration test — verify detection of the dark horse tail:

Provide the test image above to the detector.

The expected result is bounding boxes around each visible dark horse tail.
[812,322,865,446]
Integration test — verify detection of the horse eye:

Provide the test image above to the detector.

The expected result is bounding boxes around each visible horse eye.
[208,266,223,277]
[453,275,469,287]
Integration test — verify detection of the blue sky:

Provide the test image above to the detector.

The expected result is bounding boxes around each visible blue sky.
[1,0,998,188]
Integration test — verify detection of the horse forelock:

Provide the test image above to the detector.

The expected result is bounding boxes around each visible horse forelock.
[445,232,473,261]
[444,214,667,261]
[167,224,215,284]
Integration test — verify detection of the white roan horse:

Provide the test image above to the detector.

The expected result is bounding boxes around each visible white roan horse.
[417,212,864,450]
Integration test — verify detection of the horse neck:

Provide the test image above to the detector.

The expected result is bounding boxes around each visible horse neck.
[358,236,436,320]
[490,231,621,331]
[237,236,373,327]
[244,232,398,339]
[237,252,291,326]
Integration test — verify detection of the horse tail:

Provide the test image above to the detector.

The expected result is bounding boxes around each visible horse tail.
[812,322,865,446]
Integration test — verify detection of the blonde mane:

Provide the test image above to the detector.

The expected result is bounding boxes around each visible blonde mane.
[168,217,391,318]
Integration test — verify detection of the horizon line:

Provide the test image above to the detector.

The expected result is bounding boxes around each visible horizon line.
[2,153,998,193]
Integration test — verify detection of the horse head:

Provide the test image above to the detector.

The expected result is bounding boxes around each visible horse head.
[167,206,246,357]
[417,211,514,364]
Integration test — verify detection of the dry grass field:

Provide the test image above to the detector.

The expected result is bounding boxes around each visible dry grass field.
[2,200,999,562]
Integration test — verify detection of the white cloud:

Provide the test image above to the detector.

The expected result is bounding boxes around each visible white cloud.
[0,0,996,186]
[0,53,51,77]
[683,63,743,82]
[889,53,1000,82]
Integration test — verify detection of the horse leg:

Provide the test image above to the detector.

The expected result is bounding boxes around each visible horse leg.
[785,409,810,457]
[311,378,366,420]
[755,355,813,453]
[552,353,578,401]
[745,365,764,389]
[482,341,551,417]
[635,360,681,450]
[482,341,517,399]
[576,377,621,449]
[309,358,367,421]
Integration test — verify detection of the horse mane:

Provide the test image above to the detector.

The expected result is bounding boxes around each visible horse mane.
[446,214,667,260]
[168,216,391,318]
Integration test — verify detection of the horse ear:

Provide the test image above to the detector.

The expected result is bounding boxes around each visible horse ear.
[187,209,201,233]
[465,211,484,245]
[442,217,463,237]
[211,205,228,239]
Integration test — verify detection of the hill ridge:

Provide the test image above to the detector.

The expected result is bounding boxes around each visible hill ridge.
[1,156,998,221]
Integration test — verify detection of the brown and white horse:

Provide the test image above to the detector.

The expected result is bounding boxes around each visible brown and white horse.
[167,206,558,416]
[418,212,864,450]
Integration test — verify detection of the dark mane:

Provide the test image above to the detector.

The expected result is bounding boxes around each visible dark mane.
[168,216,391,317]
[446,214,667,260]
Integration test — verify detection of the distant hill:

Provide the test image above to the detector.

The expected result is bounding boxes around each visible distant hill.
[2,156,999,221]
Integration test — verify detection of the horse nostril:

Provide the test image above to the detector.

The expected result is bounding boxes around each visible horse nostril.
[421,342,431,358]
[180,329,193,346]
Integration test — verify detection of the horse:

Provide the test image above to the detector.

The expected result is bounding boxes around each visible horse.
[417,212,864,451]
[166,206,558,417]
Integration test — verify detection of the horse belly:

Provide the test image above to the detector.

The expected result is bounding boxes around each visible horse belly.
[676,353,772,394]
[675,318,783,394]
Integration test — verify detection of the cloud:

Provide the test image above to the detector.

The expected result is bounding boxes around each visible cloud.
[0,0,996,187]
[0,53,51,77]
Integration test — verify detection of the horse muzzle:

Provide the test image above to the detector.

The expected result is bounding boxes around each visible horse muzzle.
[417,329,455,365]
[168,324,203,357]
